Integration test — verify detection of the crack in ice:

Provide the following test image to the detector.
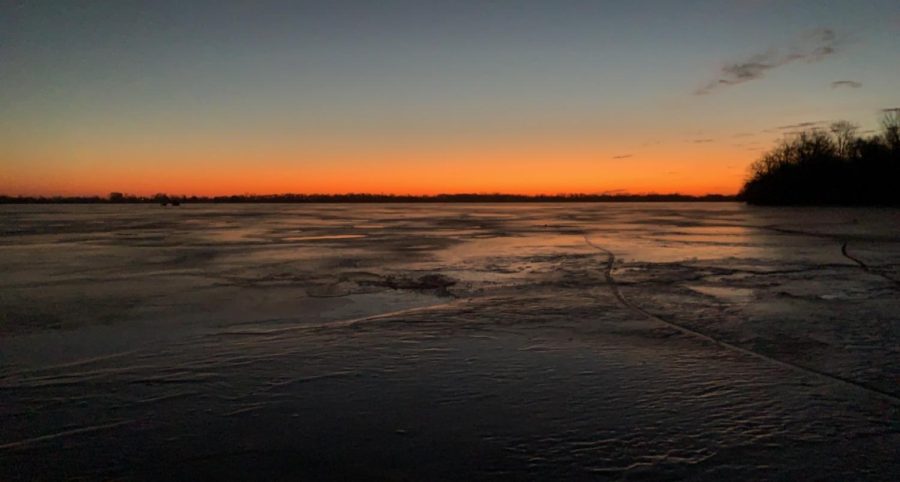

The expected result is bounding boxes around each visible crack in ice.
[583,234,900,405]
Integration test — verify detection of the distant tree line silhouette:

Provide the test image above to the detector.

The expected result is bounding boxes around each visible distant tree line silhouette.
[739,111,900,205]
[0,192,736,204]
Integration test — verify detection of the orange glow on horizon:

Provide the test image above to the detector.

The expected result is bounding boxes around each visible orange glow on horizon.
[1,141,756,197]
[3,1,895,201]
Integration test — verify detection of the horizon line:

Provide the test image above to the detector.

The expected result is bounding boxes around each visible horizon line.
[1,192,738,204]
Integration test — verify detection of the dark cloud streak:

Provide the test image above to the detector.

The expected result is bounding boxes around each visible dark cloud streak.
[696,28,841,95]
[831,80,862,89]
[776,121,827,131]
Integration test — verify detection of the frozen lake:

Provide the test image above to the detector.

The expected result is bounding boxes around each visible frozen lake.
[1,203,899,480]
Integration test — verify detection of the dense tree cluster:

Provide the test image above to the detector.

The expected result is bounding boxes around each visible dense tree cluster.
[739,111,900,205]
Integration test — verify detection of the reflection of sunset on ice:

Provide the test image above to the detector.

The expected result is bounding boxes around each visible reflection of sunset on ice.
[2,204,898,479]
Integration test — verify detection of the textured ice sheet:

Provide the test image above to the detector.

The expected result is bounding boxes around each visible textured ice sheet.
[1,203,898,480]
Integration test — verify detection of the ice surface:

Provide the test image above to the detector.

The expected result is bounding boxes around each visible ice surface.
[1,203,898,480]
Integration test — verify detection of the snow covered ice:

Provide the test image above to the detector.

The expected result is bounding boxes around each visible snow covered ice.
[1,203,898,480]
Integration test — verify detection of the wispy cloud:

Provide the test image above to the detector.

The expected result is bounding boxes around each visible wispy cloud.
[611,154,633,159]
[692,138,714,144]
[776,121,827,131]
[882,107,900,113]
[831,80,862,89]
[696,28,841,95]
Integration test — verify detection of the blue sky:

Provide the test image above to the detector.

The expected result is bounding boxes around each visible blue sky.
[2,0,898,194]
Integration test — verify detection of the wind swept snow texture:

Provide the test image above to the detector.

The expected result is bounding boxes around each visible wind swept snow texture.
[1,203,899,480]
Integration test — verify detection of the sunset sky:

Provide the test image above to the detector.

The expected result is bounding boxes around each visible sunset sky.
[2,0,898,196]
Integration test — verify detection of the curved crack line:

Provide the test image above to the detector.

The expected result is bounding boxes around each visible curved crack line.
[842,241,900,289]
[209,300,468,337]
[0,420,135,451]
[842,241,868,269]
[583,234,900,406]
[756,225,899,288]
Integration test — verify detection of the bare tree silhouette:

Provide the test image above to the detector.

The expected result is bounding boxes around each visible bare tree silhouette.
[740,114,900,205]
[830,121,858,158]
